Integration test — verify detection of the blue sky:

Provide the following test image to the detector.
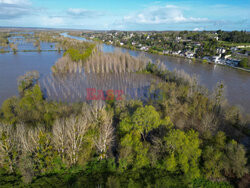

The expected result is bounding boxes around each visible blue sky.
[0,0,249,31]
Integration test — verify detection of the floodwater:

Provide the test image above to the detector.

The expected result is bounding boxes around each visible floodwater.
[40,72,161,103]
[0,33,249,114]
[61,33,250,113]
[0,52,62,103]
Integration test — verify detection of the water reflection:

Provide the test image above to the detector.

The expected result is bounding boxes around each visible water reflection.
[40,72,161,103]
[0,33,250,114]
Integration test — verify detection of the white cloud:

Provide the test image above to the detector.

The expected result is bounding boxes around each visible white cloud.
[67,8,103,18]
[123,5,208,25]
[40,16,65,27]
[0,0,32,19]
[0,0,30,5]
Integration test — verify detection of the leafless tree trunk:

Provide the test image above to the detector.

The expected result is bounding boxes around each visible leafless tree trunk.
[52,118,67,161]
[93,109,114,159]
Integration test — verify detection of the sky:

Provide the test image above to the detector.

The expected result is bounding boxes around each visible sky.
[0,0,250,31]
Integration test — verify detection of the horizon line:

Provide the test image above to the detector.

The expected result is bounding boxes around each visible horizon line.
[0,26,249,32]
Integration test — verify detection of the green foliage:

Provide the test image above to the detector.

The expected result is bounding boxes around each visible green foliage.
[0,126,19,174]
[0,97,18,124]
[239,58,249,68]
[191,178,233,188]
[202,132,226,179]
[118,105,163,171]
[17,71,39,97]
[202,132,248,180]
[130,105,162,140]
[64,44,95,62]
[0,168,23,187]
[223,140,248,178]
[31,131,59,175]
[0,64,249,187]
[218,30,250,43]
[163,129,201,180]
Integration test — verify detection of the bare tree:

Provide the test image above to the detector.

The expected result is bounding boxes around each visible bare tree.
[65,116,89,165]
[17,124,44,153]
[93,109,114,159]
[52,118,67,161]
[52,115,90,166]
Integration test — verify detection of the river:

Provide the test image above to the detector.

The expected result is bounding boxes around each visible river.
[61,33,250,114]
[0,33,249,114]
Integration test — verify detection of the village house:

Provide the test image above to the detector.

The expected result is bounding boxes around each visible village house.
[212,54,222,63]
[185,51,195,58]
[216,48,226,54]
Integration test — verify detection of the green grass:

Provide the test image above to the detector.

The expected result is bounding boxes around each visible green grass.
[217,41,250,47]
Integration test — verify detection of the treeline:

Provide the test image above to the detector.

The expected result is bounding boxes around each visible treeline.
[52,39,97,74]
[217,30,250,43]
[0,60,249,187]
[84,52,148,74]
[52,50,149,74]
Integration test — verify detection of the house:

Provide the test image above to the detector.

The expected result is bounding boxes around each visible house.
[140,46,149,51]
[224,55,231,59]
[216,48,226,54]
[172,50,182,55]
[193,42,201,47]
[163,50,170,54]
[185,52,194,58]
[212,55,221,63]
[176,37,182,41]
[120,42,124,46]
[231,47,238,51]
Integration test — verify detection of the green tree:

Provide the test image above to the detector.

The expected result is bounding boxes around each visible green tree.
[202,132,226,180]
[130,105,162,140]
[118,105,162,171]
[163,129,201,179]
[223,140,248,178]
[17,71,39,97]
[0,97,18,125]
[239,58,249,68]
[0,124,19,173]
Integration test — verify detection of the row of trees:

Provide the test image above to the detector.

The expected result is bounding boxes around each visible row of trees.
[217,30,250,43]
[52,50,149,74]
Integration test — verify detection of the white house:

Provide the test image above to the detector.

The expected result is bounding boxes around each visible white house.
[185,52,194,58]
[212,55,221,63]
[216,48,226,54]
[140,46,149,51]
[224,55,231,59]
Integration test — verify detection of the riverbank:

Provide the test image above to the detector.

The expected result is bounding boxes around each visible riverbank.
[79,35,250,73]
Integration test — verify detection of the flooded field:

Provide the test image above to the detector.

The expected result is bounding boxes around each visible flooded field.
[40,72,161,103]
[0,33,250,113]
